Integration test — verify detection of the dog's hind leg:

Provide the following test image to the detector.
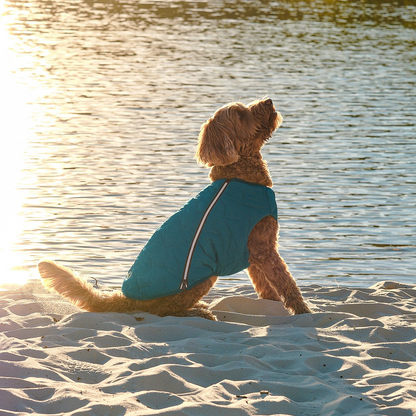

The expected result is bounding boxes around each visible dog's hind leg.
[149,276,218,320]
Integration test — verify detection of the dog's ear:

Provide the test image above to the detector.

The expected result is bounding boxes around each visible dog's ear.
[195,118,239,167]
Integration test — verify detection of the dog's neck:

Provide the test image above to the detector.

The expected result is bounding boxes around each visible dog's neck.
[209,154,273,187]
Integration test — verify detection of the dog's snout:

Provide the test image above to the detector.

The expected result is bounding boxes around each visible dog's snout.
[265,99,273,106]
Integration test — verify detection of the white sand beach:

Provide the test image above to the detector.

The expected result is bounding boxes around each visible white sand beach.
[1,280,416,416]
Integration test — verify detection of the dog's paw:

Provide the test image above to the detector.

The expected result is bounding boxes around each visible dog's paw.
[173,308,218,321]
[293,303,312,315]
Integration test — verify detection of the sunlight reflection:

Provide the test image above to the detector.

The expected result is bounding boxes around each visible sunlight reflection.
[0,7,45,288]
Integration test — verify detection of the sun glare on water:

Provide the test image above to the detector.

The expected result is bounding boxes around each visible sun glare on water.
[0,5,48,288]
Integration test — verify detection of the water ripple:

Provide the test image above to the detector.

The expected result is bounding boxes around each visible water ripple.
[1,0,415,288]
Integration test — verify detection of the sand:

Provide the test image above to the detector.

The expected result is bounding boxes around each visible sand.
[1,280,416,416]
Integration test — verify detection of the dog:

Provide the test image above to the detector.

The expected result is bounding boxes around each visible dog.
[38,98,311,320]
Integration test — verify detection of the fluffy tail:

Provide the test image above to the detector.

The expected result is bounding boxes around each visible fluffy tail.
[37,260,142,312]
[37,260,217,318]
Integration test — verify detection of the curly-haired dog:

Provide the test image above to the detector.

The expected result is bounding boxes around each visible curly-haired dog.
[38,98,311,319]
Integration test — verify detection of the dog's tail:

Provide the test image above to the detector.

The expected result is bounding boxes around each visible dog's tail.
[37,259,144,313]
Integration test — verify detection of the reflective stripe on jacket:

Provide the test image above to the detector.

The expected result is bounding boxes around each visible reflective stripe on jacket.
[122,178,278,301]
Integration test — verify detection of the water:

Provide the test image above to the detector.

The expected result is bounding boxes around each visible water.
[1,0,415,290]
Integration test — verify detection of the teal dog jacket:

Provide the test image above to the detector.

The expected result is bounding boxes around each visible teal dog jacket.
[122,178,278,300]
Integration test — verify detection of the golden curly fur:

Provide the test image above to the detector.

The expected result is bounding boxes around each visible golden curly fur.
[38,98,311,319]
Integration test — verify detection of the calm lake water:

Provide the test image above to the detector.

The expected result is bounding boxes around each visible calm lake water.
[1,0,415,290]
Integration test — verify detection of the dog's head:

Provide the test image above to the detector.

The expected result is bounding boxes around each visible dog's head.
[196,98,283,167]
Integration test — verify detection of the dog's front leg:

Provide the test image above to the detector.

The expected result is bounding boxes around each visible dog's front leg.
[250,250,311,315]
[248,217,311,315]
[247,264,283,302]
